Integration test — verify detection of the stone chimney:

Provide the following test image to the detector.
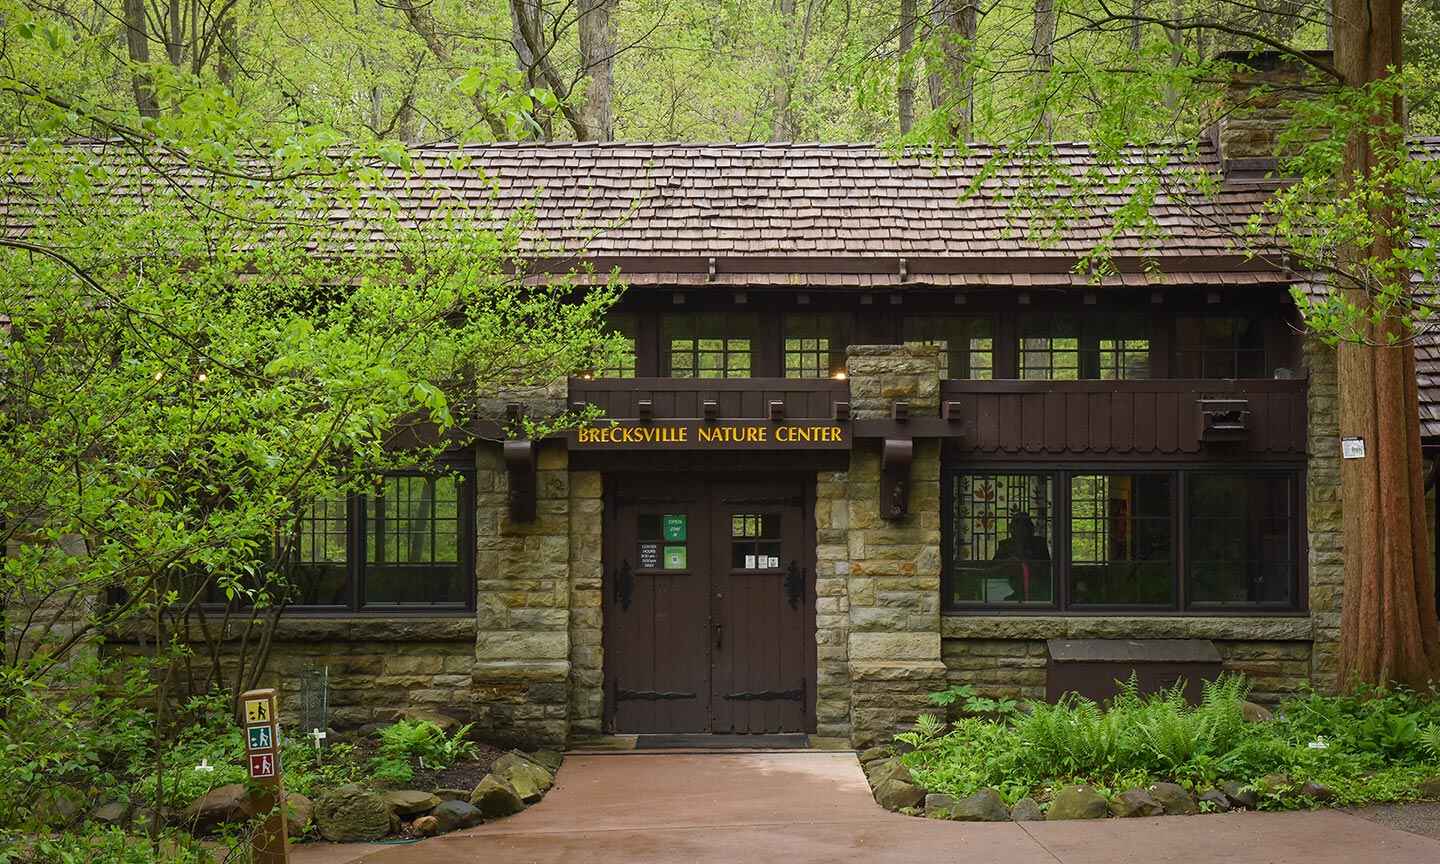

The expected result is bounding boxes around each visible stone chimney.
[1213,49,1334,181]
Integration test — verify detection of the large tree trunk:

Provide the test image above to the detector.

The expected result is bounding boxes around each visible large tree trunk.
[897,0,917,133]
[926,0,977,141]
[1030,0,1056,137]
[396,0,507,138]
[1334,0,1440,689]
[122,0,160,117]
[578,0,616,141]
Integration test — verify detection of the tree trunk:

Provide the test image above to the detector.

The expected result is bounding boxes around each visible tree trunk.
[578,0,616,141]
[1334,0,1440,690]
[897,0,917,134]
[771,0,799,141]
[396,0,507,138]
[122,0,159,117]
[1030,0,1055,137]
[1128,0,1141,51]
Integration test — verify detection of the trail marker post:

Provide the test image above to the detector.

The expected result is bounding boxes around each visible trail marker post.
[240,688,290,863]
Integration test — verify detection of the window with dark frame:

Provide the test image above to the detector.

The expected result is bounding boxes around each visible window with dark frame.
[1019,313,1150,380]
[783,314,849,378]
[1019,316,1081,380]
[663,313,754,378]
[943,467,1300,613]
[210,472,474,613]
[902,316,994,379]
[595,314,638,378]
[1174,317,1267,378]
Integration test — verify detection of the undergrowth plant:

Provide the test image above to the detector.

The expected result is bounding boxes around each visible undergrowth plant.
[901,675,1440,808]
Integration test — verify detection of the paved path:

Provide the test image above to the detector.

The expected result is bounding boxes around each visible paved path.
[297,751,1440,864]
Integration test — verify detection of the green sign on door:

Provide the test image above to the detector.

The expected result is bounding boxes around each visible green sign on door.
[663,514,687,541]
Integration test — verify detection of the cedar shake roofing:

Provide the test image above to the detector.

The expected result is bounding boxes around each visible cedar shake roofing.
[425,140,1274,264]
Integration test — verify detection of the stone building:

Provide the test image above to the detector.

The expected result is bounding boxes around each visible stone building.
[188,52,1440,749]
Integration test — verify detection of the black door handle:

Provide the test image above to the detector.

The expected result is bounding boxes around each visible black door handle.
[614,559,633,610]
[785,560,804,609]
[713,622,723,649]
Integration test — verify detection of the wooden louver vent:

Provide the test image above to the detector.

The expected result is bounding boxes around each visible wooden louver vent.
[1198,398,1250,442]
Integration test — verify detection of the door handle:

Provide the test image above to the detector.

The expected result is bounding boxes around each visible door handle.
[713,622,723,650]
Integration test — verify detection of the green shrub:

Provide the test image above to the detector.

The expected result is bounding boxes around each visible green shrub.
[367,719,482,785]
[901,675,1440,810]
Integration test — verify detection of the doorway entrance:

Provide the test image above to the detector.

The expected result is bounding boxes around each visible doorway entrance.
[603,474,817,735]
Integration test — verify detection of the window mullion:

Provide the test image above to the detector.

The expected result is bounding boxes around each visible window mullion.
[1175,470,1186,612]
[1057,469,1070,612]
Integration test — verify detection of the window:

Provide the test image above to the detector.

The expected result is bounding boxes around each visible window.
[216,472,473,612]
[1020,313,1150,380]
[364,475,466,607]
[784,314,848,378]
[1187,474,1296,607]
[948,473,1055,605]
[902,316,993,379]
[943,467,1300,612]
[663,314,754,378]
[1068,474,1173,606]
[730,513,782,569]
[1020,317,1080,380]
[1175,317,1266,378]
[596,314,637,378]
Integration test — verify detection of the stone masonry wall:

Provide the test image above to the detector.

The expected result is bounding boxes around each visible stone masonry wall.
[567,470,605,738]
[1303,335,1343,691]
[814,468,852,743]
[471,442,572,747]
[844,345,947,746]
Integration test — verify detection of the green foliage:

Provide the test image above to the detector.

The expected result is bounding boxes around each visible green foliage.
[0,827,215,863]
[927,684,1021,719]
[903,677,1440,809]
[368,719,482,785]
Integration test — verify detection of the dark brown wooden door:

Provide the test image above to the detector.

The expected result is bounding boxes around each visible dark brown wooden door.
[604,475,815,735]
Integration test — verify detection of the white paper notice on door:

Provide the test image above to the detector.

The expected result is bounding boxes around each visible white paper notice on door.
[745,554,757,569]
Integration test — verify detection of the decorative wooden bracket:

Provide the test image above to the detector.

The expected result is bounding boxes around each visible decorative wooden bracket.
[880,437,914,520]
[503,440,537,522]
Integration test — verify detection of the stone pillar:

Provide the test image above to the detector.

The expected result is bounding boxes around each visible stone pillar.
[813,469,852,743]
[843,345,948,747]
[1304,336,1343,690]
[471,443,572,747]
[568,470,605,738]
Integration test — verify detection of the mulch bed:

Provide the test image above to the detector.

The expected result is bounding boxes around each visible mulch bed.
[410,743,506,792]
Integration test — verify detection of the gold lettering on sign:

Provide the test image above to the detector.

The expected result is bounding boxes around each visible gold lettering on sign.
[576,422,844,447]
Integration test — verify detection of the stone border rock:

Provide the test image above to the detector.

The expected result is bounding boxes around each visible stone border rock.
[860,749,1440,823]
[176,748,565,843]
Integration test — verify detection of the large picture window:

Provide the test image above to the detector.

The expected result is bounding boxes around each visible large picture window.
[1174,317,1266,378]
[272,472,472,612]
[784,314,849,378]
[943,467,1299,613]
[1020,314,1150,380]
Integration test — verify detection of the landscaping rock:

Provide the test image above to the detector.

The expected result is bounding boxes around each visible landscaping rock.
[282,793,314,836]
[412,815,442,837]
[864,758,912,787]
[1220,781,1258,810]
[492,751,554,803]
[314,784,393,842]
[435,788,472,803]
[182,784,256,834]
[1257,773,1294,796]
[1148,782,1198,816]
[1198,789,1232,812]
[1299,781,1335,803]
[382,790,441,817]
[1418,777,1440,799]
[430,799,484,833]
[470,774,525,819]
[1047,786,1109,820]
[1241,701,1274,723]
[924,793,958,819]
[358,721,394,737]
[90,801,130,827]
[949,788,1010,822]
[872,778,926,811]
[1110,789,1163,818]
[392,708,461,733]
[857,746,894,766]
[530,750,564,773]
[1010,798,1045,821]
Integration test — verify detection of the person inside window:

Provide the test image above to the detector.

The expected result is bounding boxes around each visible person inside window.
[992,511,1052,603]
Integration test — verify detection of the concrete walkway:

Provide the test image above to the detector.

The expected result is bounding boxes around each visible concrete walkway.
[297,751,1440,864]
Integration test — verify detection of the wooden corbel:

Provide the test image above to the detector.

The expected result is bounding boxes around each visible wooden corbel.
[880,437,914,520]
[503,440,537,522]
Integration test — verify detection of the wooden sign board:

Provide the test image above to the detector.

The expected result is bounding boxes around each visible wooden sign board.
[239,688,289,863]
[570,419,849,451]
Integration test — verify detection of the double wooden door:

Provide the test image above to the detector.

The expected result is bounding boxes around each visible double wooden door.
[603,475,816,734]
